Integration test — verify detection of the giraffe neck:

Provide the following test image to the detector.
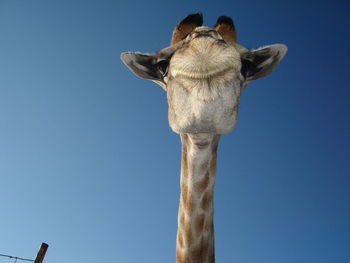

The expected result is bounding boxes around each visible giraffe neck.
[176,133,220,263]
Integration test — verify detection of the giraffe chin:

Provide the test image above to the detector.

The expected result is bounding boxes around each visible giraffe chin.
[168,119,237,135]
[167,93,239,135]
[166,78,241,135]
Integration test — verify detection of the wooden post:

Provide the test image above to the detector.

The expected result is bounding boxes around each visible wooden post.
[34,243,49,263]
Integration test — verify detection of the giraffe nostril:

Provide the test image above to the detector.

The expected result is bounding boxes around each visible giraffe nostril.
[193,32,213,39]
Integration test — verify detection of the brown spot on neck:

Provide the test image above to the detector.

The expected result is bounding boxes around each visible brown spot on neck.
[200,190,213,211]
[194,213,205,234]
[195,170,210,194]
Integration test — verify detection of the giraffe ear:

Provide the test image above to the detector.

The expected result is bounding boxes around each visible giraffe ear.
[120,52,168,82]
[171,13,203,45]
[214,16,237,43]
[240,44,288,81]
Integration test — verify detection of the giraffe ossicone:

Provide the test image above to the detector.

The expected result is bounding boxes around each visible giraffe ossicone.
[121,13,287,263]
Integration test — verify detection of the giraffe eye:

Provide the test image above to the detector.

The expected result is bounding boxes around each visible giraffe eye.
[157,60,169,77]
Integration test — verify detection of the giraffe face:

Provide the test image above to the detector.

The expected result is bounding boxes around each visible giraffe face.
[120,14,287,134]
[165,26,243,134]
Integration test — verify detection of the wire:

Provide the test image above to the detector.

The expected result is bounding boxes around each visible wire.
[0,254,34,262]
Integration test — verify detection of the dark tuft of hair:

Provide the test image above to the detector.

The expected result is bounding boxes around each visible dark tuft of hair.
[180,13,203,27]
[215,16,235,29]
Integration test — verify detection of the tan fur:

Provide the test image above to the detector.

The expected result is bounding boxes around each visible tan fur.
[172,23,197,45]
[214,23,237,43]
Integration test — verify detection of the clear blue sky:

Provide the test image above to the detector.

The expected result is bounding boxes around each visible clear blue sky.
[1,1,349,263]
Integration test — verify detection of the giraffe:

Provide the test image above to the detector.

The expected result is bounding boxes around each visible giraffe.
[120,13,287,263]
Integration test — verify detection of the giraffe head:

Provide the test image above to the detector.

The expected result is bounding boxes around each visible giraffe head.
[121,13,287,134]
